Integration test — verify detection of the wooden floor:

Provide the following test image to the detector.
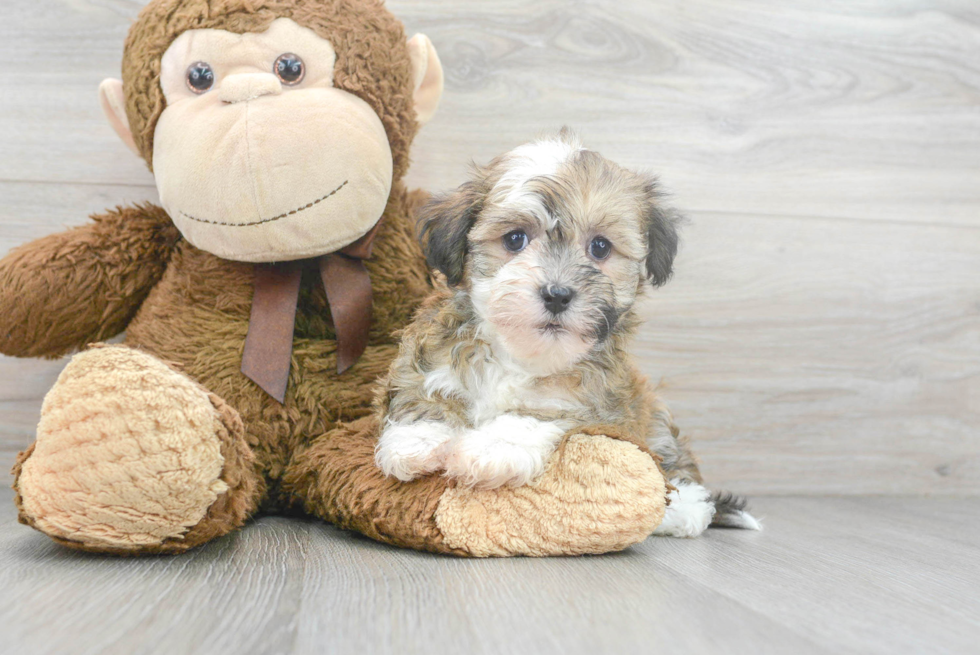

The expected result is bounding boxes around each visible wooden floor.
[1,1,979,654]
[2,488,977,655]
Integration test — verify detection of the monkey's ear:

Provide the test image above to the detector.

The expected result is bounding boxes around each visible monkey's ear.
[407,34,444,125]
[418,181,485,286]
[99,79,140,156]
[641,178,682,287]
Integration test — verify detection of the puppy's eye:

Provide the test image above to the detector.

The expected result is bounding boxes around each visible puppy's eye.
[589,236,612,260]
[274,53,305,85]
[186,62,215,94]
[503,230,529,253]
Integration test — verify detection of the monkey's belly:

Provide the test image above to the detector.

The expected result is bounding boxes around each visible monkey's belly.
[123,244,404,492]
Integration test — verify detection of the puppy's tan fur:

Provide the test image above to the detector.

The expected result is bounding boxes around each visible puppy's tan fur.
[375,131,706,498]
[379,282,652,434]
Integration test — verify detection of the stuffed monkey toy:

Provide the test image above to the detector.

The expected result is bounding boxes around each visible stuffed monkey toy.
[1,0,666,557]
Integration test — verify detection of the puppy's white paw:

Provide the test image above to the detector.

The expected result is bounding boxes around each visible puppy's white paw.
[653,479,716,538]
[443,414,567,489]
[375,420,455,482]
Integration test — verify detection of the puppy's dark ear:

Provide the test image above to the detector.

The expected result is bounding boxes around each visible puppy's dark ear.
[641,177,682,287]
[417,180,486,286]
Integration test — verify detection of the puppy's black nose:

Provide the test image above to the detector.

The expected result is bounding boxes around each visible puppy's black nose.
[540,285,575,315]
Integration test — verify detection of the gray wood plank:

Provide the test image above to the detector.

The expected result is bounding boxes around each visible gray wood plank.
[637,211,980,495]
[0,490,828,655]
[0,360,66,472]
[1,490,977,655]
[399,0,980,228]
[655,496,980,654]
[2,1,978,224]
[0,181,158,253]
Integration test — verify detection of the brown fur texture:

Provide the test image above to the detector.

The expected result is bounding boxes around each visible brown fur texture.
[3,1,668,556]
[4,184,435,551]
[281,415,465,554]
[0,204,180,359]
[121,184,432,513]
[379,282,656,431]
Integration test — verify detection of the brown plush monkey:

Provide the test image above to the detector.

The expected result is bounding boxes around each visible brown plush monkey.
[1,0,666,557]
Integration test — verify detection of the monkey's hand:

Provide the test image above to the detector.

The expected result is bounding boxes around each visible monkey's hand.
[0,203,179,358]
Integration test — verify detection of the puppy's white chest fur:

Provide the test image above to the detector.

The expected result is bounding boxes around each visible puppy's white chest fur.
[422,354,581,427]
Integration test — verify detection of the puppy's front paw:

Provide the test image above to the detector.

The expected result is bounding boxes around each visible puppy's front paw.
[443,415,567,489]
[375,421,455,482]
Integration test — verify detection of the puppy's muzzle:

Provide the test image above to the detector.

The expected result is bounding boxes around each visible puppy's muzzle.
[540,285,575,315]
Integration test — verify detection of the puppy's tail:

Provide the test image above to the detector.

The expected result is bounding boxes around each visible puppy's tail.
[710,491,762,531]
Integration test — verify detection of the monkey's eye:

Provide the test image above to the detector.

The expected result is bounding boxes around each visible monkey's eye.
[186,62,215,94]
[589,236,612,260]
[503,230,529,253]
[274,53,305,85]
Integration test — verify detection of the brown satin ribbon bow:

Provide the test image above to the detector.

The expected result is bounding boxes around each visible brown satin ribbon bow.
[240,220,383,403]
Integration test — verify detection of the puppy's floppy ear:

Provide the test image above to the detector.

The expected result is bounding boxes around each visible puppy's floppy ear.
[418,180,486,286]
[641,177,682,287]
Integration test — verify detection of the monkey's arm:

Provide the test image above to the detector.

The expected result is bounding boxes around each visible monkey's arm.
[283,415,668,557]
[0,203,180,358]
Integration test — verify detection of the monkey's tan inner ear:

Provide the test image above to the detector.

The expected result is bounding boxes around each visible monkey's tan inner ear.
[99,79,140,156]
[407,34,443,125]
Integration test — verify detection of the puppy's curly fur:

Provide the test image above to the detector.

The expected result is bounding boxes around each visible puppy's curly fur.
[375,131,759,536]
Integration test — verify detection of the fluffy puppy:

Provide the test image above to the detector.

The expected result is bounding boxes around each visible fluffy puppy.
[375,131,759,537]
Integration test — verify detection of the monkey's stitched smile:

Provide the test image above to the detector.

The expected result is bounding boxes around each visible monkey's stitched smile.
[174,179,349,227]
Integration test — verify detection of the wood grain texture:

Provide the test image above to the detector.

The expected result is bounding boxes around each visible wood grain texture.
[1,488,977,655]
[1,0,978,493]
[640,212,980,493]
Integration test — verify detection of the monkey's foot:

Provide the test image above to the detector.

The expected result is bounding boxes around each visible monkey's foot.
[287,418,667,557]
[434,433,667,556]
[12,345,259,554]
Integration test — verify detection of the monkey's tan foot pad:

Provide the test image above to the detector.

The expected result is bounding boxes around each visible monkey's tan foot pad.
[434,434,667,557]
[12,345,249,554]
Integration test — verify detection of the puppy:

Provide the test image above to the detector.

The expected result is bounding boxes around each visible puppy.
[375,131,759,537]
